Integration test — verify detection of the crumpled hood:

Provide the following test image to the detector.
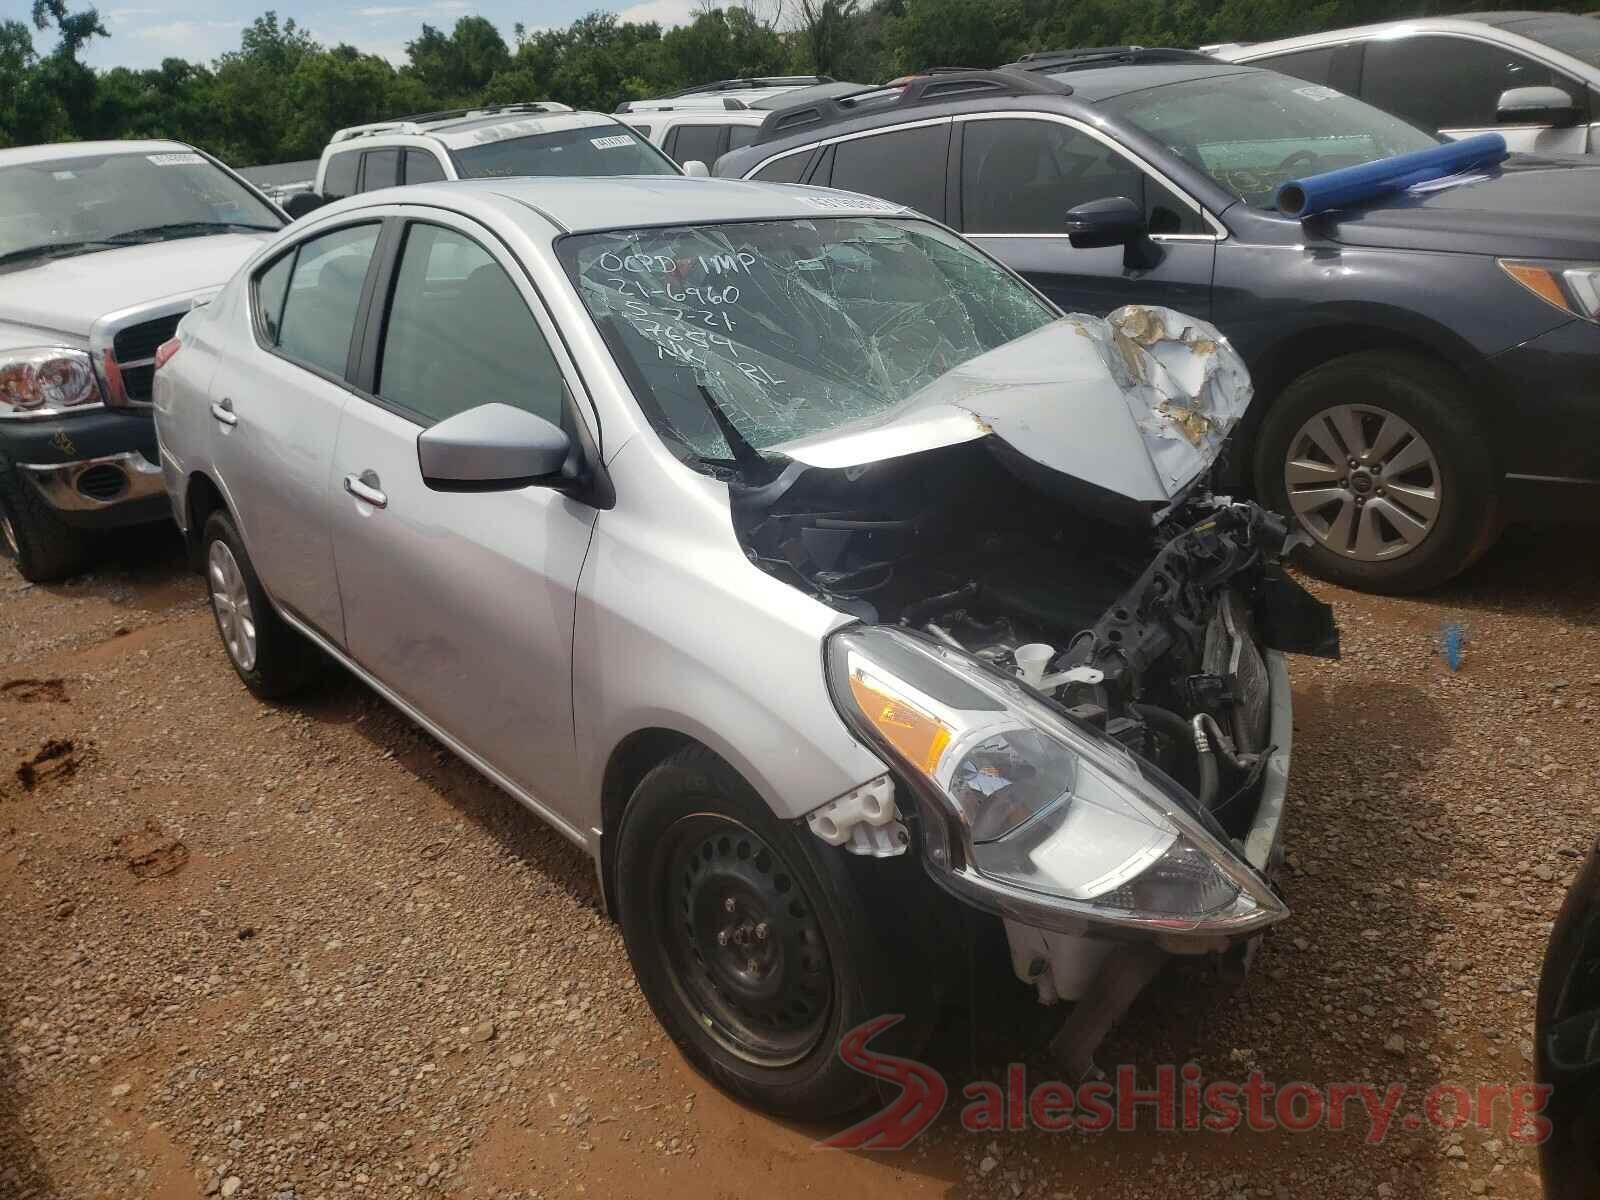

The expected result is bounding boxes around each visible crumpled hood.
[776,305,1252,517]
[0,233,269,345]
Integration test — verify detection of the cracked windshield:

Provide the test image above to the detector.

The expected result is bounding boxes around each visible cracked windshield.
[561,216,1055,461]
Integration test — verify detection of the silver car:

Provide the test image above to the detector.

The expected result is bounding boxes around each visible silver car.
[153,177,1336,1117]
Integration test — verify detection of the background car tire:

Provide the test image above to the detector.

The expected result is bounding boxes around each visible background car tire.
[202,510,318,700]
[0,457,96,584]
[615,745,924,1120]
[1253,350,1497,594]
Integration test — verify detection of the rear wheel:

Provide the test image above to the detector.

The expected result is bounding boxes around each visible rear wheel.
[1254,351,1497,594]
[615,745,918,1119]
[0,458,96,583]
[202,510,318,699]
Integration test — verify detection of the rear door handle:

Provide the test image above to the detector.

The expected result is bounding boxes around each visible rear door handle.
[210,398,237,426]
[344,470,387,509]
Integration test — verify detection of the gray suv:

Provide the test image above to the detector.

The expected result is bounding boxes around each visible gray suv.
[154,176,1336,1117]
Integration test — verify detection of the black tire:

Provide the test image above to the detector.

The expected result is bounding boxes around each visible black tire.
[615,745,922,1120]
[0,457,97,583]
[1253,350,1498,594]
[201,510,318,700]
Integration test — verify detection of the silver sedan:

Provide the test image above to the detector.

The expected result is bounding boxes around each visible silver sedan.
[152,176,1335,1117]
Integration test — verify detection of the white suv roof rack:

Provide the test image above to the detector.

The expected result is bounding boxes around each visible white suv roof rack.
[615,97,752,114]
[329,101,574,144]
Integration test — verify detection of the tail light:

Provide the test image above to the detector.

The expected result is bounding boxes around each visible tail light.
[100,348,128,406]
[154,337,182,370]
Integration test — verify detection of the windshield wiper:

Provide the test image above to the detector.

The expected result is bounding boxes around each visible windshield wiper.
[106,221,281,244]
[695,383,780,487]
[0,239,118,267]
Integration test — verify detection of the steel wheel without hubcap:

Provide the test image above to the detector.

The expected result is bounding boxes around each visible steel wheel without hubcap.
[208,539,257,672]
[1283,402,1442,562]
[660,814,833,1067]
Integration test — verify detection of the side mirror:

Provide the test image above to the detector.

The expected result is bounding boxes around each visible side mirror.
[417,402,570,492]
[1497,85,1580,129]
[1065,195,1147,248]
[283,191,329,219]
[681,159,711,178]
[1065,195,1163,270]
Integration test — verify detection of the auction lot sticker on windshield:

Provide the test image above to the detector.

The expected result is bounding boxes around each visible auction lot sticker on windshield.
[797,194,905,214]
[147,152,207,166]
[591,135,635,150]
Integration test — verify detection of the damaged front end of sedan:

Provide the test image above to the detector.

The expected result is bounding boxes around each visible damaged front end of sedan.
[732,305,1339,1078]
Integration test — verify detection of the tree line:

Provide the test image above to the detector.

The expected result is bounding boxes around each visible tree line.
[3,0,1590,167]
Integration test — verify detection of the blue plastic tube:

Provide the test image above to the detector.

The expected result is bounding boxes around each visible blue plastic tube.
[1274,133,1508,219]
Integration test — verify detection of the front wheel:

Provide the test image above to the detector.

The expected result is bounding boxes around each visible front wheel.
[0,459,96,583]
[1253,351,1498,594]
[615,746,917,1119]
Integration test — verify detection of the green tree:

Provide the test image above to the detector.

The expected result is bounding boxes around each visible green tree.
[405,15,511,104]
[27,0,107,136]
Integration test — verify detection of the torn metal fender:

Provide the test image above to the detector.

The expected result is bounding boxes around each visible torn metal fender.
[776,307,1252,514]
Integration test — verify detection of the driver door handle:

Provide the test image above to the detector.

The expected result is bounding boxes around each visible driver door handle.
[210,398,237,426]
[344,470,387,509]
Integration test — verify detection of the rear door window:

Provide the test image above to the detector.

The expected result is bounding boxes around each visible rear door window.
[827,123,950,221]
[669,123,727,165]
[1253,46,1336,86]
[1362,35,1567,130]
[402,150,447,184]
[271,224,380,378]
[253,252,293,343]
[322,151,359,200]
[376,223,564,427]
[359,148,400,193]
[728,124,760,150]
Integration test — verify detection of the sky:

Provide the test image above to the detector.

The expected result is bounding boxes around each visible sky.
[73,1,709,71]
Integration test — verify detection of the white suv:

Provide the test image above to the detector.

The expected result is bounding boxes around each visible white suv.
[1216,12,1600,155]
[297,102,679,213]
[620,78,864,170]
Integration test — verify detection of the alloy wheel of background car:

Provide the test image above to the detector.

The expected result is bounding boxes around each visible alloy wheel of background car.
[659,812,833,1067]
[1283,402,1441,562]
[1254,350,1496,594]
[208,538,258,673]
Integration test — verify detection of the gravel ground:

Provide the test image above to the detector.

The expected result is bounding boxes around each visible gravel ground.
[1,523,1596,1200]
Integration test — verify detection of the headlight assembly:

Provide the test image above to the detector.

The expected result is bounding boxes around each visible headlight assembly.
[1499,260,1600,323]
[0,348,103,418]
[826,625,1286,940]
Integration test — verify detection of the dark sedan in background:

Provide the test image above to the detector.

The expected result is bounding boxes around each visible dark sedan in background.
[718,51,1600,593]
[1539,835,1600,1199]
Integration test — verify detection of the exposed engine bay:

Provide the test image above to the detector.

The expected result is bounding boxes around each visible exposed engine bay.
[732,438,1339,835]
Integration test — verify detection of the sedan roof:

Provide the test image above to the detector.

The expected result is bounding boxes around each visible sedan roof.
[357,176,913,235]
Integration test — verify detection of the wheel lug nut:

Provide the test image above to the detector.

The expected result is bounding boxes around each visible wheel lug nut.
[755,922,769,941]
[746,958,759,974]
[723,897,736,913]
[717,929,729,946]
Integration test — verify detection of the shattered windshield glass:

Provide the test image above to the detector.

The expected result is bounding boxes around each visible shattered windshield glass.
[558,217,1056,460]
